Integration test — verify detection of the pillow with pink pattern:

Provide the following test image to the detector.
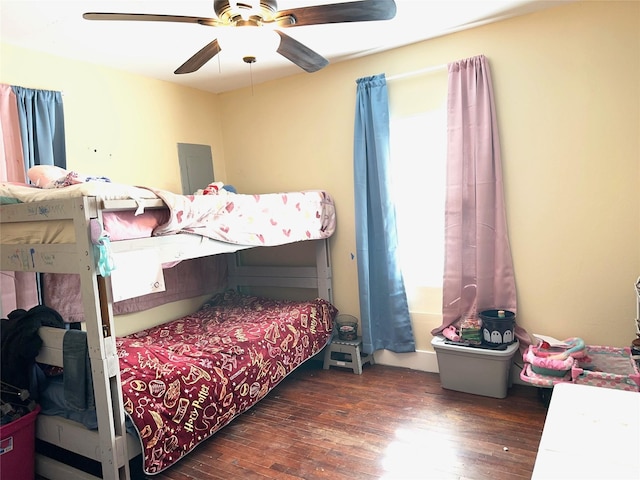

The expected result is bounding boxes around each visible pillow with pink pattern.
[28,165,111,188]
[27,165,68,188]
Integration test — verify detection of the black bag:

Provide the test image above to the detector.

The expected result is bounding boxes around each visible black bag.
[1,305,64,393]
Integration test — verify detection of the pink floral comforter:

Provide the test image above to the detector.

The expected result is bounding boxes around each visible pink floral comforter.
[148,188,336,245]
[117,290,336,475]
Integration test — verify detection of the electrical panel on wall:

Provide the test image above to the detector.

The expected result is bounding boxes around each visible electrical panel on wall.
[177,143,214,194]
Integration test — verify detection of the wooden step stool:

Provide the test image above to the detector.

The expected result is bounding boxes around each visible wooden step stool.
[323,336,373,374]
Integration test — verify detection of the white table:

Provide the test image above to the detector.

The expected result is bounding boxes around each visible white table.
[532,383,640,479]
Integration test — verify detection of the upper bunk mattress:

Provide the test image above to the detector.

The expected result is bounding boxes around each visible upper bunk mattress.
[0,182,336,246]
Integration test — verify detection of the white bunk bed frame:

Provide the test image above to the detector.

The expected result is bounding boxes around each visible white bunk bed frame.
[0,195,332,480]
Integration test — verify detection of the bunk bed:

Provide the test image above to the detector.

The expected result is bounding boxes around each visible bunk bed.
[0,180,337,480]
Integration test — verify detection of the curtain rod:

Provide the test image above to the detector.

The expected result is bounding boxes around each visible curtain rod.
[386,63,447,82]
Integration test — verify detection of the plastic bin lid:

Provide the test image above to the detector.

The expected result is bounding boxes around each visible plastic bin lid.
[431,335,519,356]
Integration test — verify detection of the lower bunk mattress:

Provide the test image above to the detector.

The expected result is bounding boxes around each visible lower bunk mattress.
[39,290,337,475]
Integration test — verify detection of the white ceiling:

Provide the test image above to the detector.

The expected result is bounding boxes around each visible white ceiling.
[0,0,567,94]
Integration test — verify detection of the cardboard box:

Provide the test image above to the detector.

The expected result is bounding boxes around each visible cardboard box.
[431,336,519,398]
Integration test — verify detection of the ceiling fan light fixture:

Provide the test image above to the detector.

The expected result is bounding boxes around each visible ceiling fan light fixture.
[219,25,280,60]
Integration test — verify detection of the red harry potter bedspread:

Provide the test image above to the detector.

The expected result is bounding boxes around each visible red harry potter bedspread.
[116,290,337,475]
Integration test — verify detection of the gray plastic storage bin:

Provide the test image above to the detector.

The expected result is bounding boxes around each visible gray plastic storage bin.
[431,335,519,398]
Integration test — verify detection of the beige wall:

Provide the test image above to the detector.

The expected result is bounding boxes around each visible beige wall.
[0,44,229,333]
[0,45,227,191]
[218,0,639,351]
[1,1,638,362]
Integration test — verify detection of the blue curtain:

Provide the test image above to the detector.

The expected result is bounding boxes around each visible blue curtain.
[353,74,415,355]
[12,86,66,173]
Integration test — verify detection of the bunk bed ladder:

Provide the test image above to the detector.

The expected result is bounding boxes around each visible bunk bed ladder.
[31,197,133,480]
[76,196,131,480]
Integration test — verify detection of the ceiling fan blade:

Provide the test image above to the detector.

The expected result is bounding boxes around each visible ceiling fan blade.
[174,39,222,74]
[275,31,328,73]
[83,12,220,27]
[278,0,396,27]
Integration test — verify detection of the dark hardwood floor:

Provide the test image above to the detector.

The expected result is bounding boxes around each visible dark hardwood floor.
[149,362,548,480]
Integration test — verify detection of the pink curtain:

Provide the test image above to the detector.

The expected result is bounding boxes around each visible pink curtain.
[432,55,526,344]
[0,84,26,182]
[1,83,39,317]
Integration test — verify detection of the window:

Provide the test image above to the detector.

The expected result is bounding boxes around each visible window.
[388,72,448,297]
[390,108,446,289]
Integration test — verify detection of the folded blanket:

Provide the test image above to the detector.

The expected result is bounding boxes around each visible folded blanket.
[63,329,94,412]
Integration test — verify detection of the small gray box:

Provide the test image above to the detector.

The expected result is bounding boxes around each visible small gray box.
[431,336,519,398]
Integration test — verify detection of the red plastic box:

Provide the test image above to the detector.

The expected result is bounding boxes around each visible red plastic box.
[0,406,40,480]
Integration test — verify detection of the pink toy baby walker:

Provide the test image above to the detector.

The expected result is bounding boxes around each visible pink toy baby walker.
[521,336,640,405]
[522,280,640,404]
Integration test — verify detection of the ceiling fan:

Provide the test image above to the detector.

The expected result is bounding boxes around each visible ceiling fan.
[83,0,397,75]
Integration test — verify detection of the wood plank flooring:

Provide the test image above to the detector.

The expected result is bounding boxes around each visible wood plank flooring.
[149,361,548,480]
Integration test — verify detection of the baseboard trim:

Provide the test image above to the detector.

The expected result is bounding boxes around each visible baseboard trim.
[373,349,439,373]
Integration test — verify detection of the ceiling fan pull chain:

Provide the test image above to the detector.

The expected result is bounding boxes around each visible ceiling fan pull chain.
[243,55,257,96]
[250,61,254,96]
